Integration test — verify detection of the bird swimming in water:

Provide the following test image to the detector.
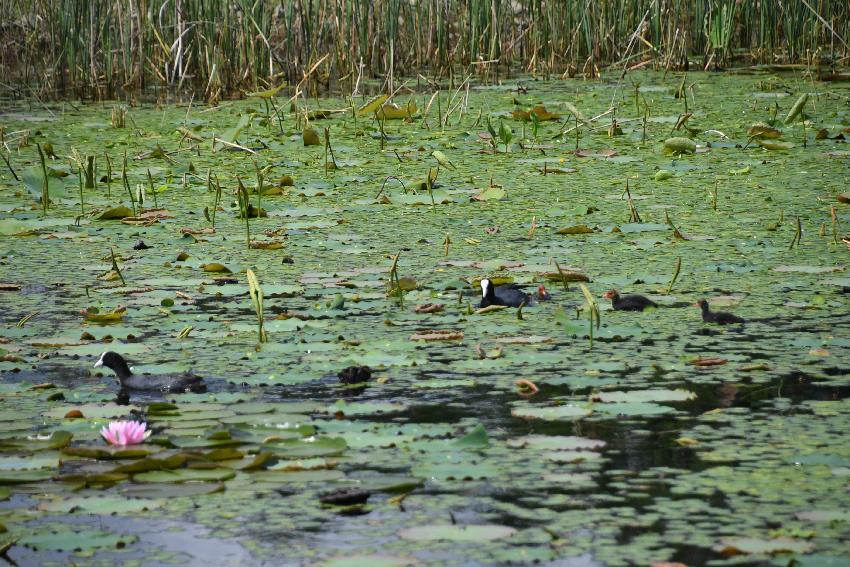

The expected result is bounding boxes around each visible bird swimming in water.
[94,351,207,393]
[695,299,745,324]
[479,278,530,308]
[602,289,657,312]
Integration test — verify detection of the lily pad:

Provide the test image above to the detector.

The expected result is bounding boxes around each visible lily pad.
[594,389,695,403]
[511,404,592,421]
[398,524,517,542]
[132,468,236,483]
[320,554,419,567]
[37,495,162,514]
[716,537,814,555]
[19,527,137,552]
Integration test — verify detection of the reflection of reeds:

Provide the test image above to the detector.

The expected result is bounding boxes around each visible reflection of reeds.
[5,1,846,98]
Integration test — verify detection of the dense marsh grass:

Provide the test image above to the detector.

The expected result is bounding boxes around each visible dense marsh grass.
[1,0,848,100]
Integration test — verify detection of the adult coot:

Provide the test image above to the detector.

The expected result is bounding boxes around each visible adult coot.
[479,279,530,308]
[602,289,657,311]
[696,299,745,324]
[94,351,207,393]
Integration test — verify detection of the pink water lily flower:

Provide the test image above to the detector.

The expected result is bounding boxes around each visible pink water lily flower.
[100,420,151,446]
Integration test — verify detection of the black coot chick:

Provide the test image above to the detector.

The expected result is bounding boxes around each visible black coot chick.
[696,299,745,324]
[337,365,371,385]
[94,351,207,393]
[479,278,530,308]
[535,285,552,301]
[603,289,657,311]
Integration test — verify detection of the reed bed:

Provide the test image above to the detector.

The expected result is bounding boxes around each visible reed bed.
[1,0,848,100]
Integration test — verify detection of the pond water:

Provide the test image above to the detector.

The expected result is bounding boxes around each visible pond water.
[0,70,849,566]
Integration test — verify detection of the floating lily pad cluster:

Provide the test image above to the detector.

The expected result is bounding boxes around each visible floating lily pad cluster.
[0,69,848,564]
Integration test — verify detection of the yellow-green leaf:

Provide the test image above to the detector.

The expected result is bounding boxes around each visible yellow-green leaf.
[357,94,389,116]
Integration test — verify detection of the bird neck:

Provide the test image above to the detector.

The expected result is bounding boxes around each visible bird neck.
[112,359,134,381]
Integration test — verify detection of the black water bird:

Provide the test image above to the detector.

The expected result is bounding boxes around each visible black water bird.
[337,365,372,385]
[94,351,206,393]
[602,289,657,311]
[696,299,745,324]
[479,278,530,308]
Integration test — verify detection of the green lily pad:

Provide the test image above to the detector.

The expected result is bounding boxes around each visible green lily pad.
[0,431,73,451]
[263,436,347,459]
[19,527,136,552]
[121,482,225,499]
[37,495,162,514]
[511,404,592,421]
[507,435,605,451]
[398,524,517,542]
[132,468,236,483]
[592,402,676,416]
[595,389,695,403]
[0,469,55,484]
[452,424,489,449]
[716,537,814,555]
[320,554,419,567]
[0,454,59,470]
[328,401,407,417]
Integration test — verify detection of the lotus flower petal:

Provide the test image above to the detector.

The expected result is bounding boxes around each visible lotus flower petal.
[100,420,151,446]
